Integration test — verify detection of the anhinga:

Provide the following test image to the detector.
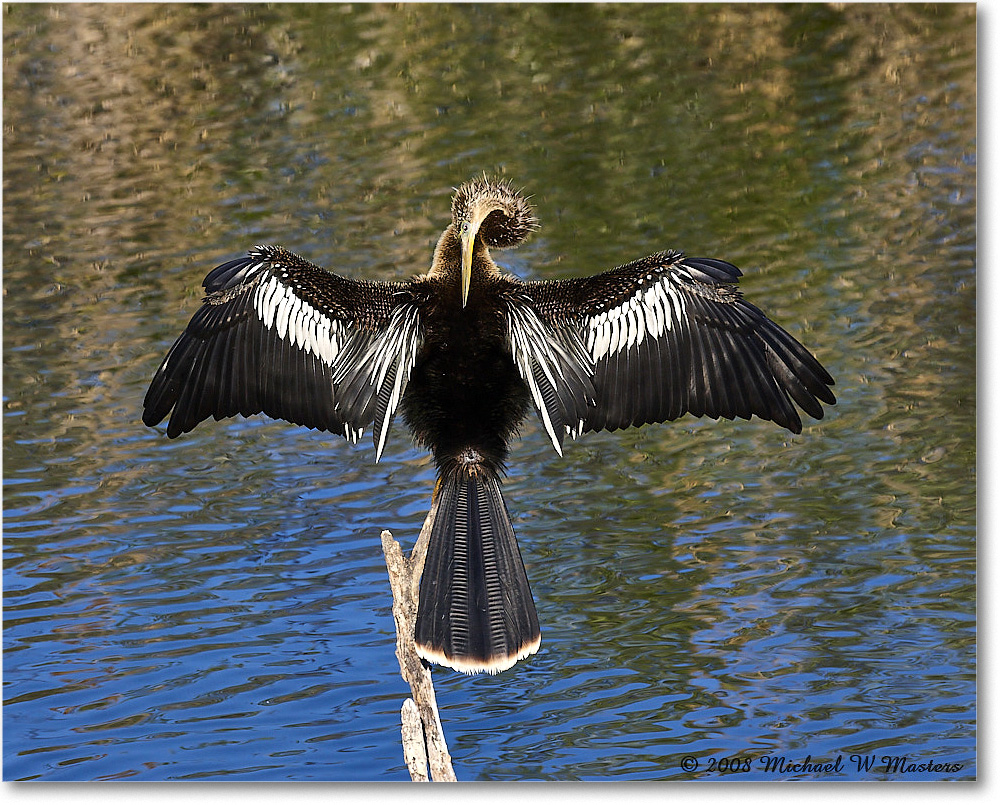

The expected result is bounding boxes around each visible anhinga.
[143,176,836,674]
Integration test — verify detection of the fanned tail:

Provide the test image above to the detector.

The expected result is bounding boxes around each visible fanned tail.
[414,467,541,674]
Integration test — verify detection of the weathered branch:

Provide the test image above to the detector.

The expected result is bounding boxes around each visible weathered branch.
[381,497,457,782]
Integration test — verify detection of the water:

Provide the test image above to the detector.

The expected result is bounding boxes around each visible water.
[3,3,975,781]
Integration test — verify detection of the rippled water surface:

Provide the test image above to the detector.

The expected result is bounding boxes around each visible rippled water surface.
[3,3,975,782]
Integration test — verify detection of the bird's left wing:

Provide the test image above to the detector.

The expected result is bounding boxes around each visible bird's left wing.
[522,250,836,439]
[142,245,422,460]
[503,295,596,455]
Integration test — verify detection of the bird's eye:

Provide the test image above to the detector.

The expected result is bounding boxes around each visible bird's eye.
[460,221,470,235]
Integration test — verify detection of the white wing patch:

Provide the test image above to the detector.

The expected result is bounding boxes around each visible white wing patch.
[366,305,422,462]
[331,303,423,463]
[253,272,344,367]
[506,303,593,456]
[585,274,687,361]
[249,257,421,460]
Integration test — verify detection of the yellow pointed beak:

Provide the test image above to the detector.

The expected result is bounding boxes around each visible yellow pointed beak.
[460,223,475,308]
[459,203,500,308]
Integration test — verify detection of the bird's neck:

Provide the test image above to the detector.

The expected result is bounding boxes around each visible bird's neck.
[427,224,500,285]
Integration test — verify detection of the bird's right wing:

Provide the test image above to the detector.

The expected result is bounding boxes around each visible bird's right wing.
[142,245,422,460]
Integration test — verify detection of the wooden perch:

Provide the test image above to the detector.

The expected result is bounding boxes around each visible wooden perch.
[381,498,457,782]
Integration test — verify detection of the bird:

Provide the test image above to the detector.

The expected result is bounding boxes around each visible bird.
[143,175,836,675]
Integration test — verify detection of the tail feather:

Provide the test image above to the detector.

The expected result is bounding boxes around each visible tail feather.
[415,469,540,674]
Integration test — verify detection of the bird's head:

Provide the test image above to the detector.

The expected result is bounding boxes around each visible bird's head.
[451,176,538,307]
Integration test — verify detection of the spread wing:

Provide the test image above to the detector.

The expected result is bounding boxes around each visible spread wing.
[502,296,595,455]
[142,245,422,460]
[517,251,836,442]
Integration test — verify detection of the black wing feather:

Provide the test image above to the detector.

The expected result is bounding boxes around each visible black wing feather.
[143,245,421,456]
[524,251,835,438]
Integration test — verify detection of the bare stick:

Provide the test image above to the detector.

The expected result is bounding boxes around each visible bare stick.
[400,698,428,782]
[381,497,457,782]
